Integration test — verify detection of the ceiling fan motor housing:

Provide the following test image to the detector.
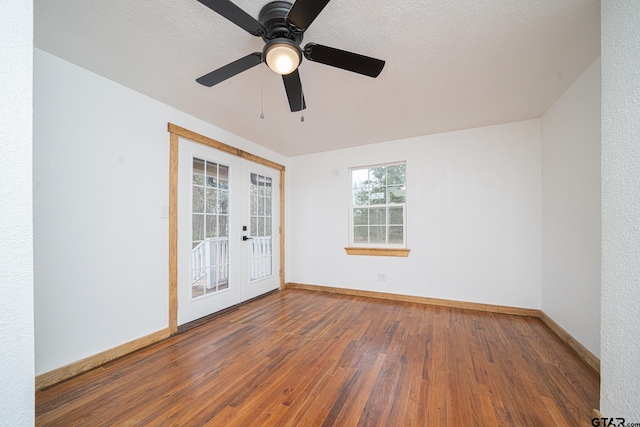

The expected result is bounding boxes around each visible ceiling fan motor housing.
[258,1,303,44]
[195,0,385,112]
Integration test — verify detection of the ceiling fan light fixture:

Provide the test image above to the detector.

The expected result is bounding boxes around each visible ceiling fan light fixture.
[264,38,302,75]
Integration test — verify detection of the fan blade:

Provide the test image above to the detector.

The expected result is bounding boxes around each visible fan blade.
[197,0,265,36]
[285,0,331,32]
[196,53,262,87]
[304,43,385,77]
[282,69,306,112]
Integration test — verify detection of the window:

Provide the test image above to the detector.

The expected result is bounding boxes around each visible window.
[349,162,406,249]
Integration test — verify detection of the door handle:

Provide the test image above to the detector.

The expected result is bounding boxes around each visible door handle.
[242,236,253,241]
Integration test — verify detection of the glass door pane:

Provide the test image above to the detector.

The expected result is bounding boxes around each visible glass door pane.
[191,157,231,299]
[249,173,273,281]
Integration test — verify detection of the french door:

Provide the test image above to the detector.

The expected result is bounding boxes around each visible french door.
[177,138,280,326]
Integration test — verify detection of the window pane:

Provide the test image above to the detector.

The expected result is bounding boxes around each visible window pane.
[389,226,404,244]
[352,169,369,188]
[265,218,272,237]
[219,165,229,189]
[193,158,205,185]
[387,164,405,185]
[354,226,368,243]
[258,195,264,216]
[206,189,217,213]
[192,186,204,213]
[353,208,368,225]
[192,269,205,298]
[370,191,386,205]
[250,217,257,237]
[265,197,272,216]
[206,162,218,187]
[218,215,228,237]
[250,174,258,195]
[250,194,257,216]
[353,188,370,206]
[218,190,229,214]
[219,265,228,285]
[205,266,218,291]
[192,214,204,241]
[258,217,265,237]
[265,256,272,276]
[257,180,263,197]
[388,185,405,203]
[370,226,386,244]
[389,207,403,224]
[370,167,386,186]
[206,215,217,238]
[370,208,386,225]
[265,177,273,197]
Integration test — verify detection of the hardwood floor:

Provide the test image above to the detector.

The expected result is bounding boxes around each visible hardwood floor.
[36,289,599,426]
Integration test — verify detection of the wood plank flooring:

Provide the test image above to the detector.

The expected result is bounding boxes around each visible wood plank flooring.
[35,289,599,426]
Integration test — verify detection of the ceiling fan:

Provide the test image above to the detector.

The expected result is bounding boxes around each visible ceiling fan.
[195,0,386,112]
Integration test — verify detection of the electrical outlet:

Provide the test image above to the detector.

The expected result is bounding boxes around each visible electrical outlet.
[377,273,387,282]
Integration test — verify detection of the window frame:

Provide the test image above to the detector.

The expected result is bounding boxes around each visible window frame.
[347,161,408,250]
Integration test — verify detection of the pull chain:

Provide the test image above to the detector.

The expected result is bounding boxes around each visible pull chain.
[300,61,305,122]
[260,61,265,119]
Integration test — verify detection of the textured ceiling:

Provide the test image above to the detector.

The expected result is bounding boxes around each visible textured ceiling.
[34,0,600,156]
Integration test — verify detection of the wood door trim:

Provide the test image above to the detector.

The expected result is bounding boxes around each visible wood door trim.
[168,124,285,172]
[169,132,179,334]
[280,169,285,290]
[168,123,286,335]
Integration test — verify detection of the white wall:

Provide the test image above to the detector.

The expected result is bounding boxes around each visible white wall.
[601,1,640,418]
[287,120,541,309]
[541,58,601,358]
[0,1,34,425]
[33,49,287,375]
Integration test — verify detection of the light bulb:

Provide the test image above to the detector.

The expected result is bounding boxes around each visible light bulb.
[275,55,294,74]
[264,39,301,75]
